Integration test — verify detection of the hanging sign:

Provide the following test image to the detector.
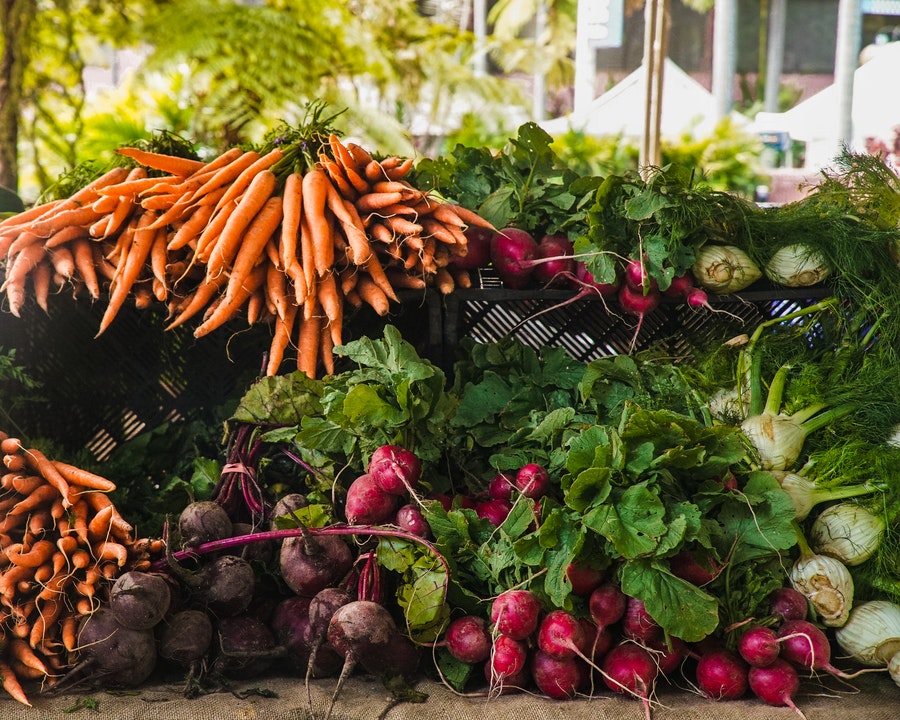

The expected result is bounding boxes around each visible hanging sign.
[585,0,625,48]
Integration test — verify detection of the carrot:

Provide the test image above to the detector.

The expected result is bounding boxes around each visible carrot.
[211,147,284,215]
[51,461,116,493]
[329,134,370,194]
[434,267,456,295]
[327,191,371,266]
[0,658,32,706]
[354,190,410,214]
[382,215,423,237]
[318,154,357,199]
[8,482,60,517]
[70,237,100,300]
[115,146,206,175]
[86,504,115,543]
[355,275,391,316]
[221,195,283,305]
[316,272,343,349]
[301,169,336,276]
[296,308,321,379]
[60,614,79,652]
[279,171,303,271]
[2,241,45,317]
[383,156,415,180]
[92,540,129,567]
[96,210,159,336]
[5,540,56,568]
[166,200,217,253]
[164,272,228,331]
[11,473,43,496]
[184,147,257,204]
[70,499,90,545]
[149,226,169,301]
[266,299,298,377]
[266,256,290,321]
[385,269,427,290]
[319,321,335,375]
[422,216,466,245]
[3,451,26,473]
[193,263,267,338]
[444,203,496,231]
[27,204,103,239]
[47,244,76,281]
[205,169,277,280]
[0,197,65,234]
[363,252,400,303]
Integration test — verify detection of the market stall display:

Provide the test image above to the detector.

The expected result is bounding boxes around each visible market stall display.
[1,119,899,719]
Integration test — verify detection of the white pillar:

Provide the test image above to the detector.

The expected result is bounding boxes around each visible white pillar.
[573,1,597,123]
[833,0,861,154]
[711,0,738,121]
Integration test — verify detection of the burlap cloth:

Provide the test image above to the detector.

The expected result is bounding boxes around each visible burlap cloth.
[5,671,897,720]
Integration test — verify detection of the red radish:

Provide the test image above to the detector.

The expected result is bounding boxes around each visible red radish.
[475,498,512,526]
[531,234,575,286]
[776,619,860,679]
[622,596,662,644]
[738,625,781,668]
[515,463,551,499]
[572,260,620,296]
[450,226,494,270]
[600,641,659,720]
[536,609,586,660]
[662,271,695,298]
[684,286,714,310]
[344,473,397,525]
[490,588,542,640]
[485,634,529,693]
[583,620,614,661]
[770,587,809,622]
[487,472,516,501]
[695,647,749,700]
[647,636,689,676]
[490,227,539,289]
[618,282,661,354]
[668,549,721,586]
[443,615,492,664]
[624,257,659,293]
[367,444,421,496]
[531,649,587,699]
[747,658,805,717]
[588,582,627,629]
[394,504,430,538]
[565,561,604,596]
[429,493,476,512]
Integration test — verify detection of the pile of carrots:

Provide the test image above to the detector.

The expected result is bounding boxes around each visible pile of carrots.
[0,130,493,378]
[0,431,158,706]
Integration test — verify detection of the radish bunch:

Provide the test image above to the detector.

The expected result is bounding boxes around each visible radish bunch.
[344,444,423,527]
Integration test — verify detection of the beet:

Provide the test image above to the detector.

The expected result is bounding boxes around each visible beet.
[109,570,171,630]
[769,586,809,622]
[747,658,803,714]
[270,492,309,527]
[157,609,214,668]
[195,554,256,618]
[487,472,516,501]
[738,625,782,668]
[600,641,659,718]
[589,582,627,629]
[269,596,342,678]
[178,500,233,548]
[214,614,281,678]
[279,533,355,597]
[537,609,587,660]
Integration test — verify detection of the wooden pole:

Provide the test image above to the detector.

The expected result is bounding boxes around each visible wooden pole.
[641,0,669,179]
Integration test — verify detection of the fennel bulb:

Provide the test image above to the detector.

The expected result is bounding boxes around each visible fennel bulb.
[771,471,883,521]
[764,244,832,287]
[809,502,885,566]
[789,551,853,627]
[835,600,900,667]
[692,244,762,294]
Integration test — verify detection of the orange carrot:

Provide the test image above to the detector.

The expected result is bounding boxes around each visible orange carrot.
[302,169,335,276]
[279,171,303,271]
[383,156,415,180]
[422,216,466,245]
[326,189,371,266]
[434,267,456,295]
[363,252,400,303]
[5,540,55,568]
[193,263,267,338]
[27,205,103,239]
[296,308,321,379]
[266,299,298,377]
[32,260,51,312]
[70,236,100,300]
[211,147,284,215]
[51,461,116,493]
[318,154,357,199]
[167,200,217,252]
[299,212,317,305]
[205,169,277,281]
[150,226,169,301]
[0,658,32,706]
[2,242,45,317]
[221,195,283,305]
[47,244,76,281]
[316,272,343,349]
[346,142,374,169]
[444,203,496,231]
[355,275,391,316]
[329,134,370,194]
[185,147,258,205]
[21,448,71,508]
[266,256,290,321]
[164,272,228,331]
[115,146,205,176]
[92,540,129,567]
[96,210,159,336]
[319,320,335,376]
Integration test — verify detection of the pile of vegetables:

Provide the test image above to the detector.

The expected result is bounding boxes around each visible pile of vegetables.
[1,119,900,717]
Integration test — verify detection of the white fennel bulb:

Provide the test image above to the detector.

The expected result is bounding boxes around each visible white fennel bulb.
[835,600,900,667]
[890,651,900,688]
[789,552,853,627]
[764,243,831,287]
[692,244,762,294]
[809,502,885,566]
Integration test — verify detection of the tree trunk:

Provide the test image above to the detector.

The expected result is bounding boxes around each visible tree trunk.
[0,0,34,193]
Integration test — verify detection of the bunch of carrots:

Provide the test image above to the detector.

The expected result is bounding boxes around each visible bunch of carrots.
[0,431,159,706]
[0,124,493,378]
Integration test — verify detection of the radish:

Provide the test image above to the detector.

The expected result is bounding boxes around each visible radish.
[515,462,551,499]
[443,614,492,664]
[531,234,575,286]
[589,582,627,629]
[624,257,659,293]
[485,634,530,694]
[647,636,689,676]
[344,473,398,525]
[367,444,421,496]
[490,588,542,640]
[450,226,494,270]
[770,586,809,622]
[490,227,539,289]
[600,641,659,720]
[747,658,806,717]
[662,271,695,298]
[583,620,614,661]
[565,561,604,597]
[622,596,663,645]
[536,609,587,660]
[531,649,587,699]
[572,260,620,296]
[668,549,721,586]
[776,619,866,679]
[618,282,662,354]
[475,497,512,526]
[695,647,749,700]
[738,625,781,667]
[487,472,516,501]
[394,503,430,538]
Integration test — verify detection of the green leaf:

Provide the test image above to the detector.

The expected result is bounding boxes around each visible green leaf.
[231,371,323,425]
[583,484,667,558]
[620,559,719,642]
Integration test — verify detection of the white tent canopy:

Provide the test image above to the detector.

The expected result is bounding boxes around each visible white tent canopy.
[540,58,748,140]
[751,41,900,168]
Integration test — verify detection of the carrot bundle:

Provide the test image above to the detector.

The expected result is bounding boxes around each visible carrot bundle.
[0,135,495,379]
[0,432,158,705]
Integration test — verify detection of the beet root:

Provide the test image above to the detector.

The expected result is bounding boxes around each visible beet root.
[109,570,172,630]
[279,533,355,597]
